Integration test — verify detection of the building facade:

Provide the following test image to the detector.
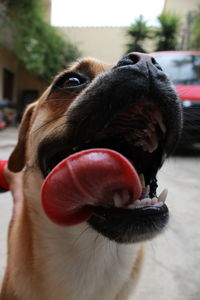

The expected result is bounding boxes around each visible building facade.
[0,46,47,108]
[57,0,199,63]
[164,0,200,20]
[0,0,50,121]
[57,26,156,64]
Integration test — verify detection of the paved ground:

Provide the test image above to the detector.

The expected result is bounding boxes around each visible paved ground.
[0,127,200,299]
[0,128,17,279]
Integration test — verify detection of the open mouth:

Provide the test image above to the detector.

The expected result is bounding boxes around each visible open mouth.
[40,99,170,243]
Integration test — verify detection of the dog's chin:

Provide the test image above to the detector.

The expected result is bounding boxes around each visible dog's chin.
[88,204,169,244]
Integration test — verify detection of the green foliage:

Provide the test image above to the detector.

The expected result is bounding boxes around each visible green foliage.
[3,0,80,82]
[154,12,181,51]
[188,7,200,50]
[126,15,150,53]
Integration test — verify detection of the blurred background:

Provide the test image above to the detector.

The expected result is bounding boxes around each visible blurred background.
[0,1,200,299]
[0,0,200,122]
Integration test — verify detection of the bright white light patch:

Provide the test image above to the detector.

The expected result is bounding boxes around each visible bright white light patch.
[51,0,165,27]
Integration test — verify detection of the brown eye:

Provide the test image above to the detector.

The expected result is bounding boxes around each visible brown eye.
[51,72,89,93]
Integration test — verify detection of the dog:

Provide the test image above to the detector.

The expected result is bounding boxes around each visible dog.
[0,52,182,300]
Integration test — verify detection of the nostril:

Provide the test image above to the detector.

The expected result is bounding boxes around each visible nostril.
[151,57,156,65]
[151,57,163,71]
[128,53,140,65]
[116,53,140,68]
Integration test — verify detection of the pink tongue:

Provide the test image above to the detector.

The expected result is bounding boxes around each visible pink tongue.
[41,149,142,226]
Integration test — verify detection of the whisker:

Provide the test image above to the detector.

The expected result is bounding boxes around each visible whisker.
[72,225,91,247]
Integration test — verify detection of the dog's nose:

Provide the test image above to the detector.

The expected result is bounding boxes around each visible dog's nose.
[116,52,164,77]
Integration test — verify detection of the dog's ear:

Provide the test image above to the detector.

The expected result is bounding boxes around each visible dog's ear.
[8,103,36,172]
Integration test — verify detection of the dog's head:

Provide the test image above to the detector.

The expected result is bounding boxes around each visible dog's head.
[8,53,182,243]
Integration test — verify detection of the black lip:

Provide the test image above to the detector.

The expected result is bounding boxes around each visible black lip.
[88,204,169,243]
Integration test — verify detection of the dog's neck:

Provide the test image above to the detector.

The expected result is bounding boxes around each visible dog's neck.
[36,221,141,300]
[13,173,141,300]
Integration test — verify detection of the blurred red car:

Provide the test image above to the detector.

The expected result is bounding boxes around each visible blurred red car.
[151,51,200,147]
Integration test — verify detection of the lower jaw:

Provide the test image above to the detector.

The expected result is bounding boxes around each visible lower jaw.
[88,204,169,244]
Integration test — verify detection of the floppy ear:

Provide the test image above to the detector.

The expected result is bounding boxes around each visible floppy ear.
[8,103,36,172]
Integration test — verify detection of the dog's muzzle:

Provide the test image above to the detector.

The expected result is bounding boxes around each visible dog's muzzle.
[39,52,182,243]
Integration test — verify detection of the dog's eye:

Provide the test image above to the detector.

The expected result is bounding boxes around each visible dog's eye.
[64,77,81,87]
[52,72,88,93]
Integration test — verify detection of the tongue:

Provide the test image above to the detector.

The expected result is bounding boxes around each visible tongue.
[41,149,142,226]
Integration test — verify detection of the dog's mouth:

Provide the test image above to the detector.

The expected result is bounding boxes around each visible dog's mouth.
[43,100,166,178]
[40,100,170,243]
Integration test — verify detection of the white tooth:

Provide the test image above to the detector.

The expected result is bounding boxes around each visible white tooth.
[154,111,166,134]
[150,197,158,205]
[139,174,145,188]
[141,185,150,198]
[113,193,124,207]
[151,197,158,203]
[127,199,141,209]
[158,189,168,203]
[145,185,150,196]
[122,190,131,204]
[154,202,164,207]
[140,199,146,205]
[141,198,151,205]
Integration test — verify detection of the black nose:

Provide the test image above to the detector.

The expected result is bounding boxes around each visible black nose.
[116,52,164,77]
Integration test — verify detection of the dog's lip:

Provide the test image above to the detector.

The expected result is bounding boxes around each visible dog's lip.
[92,203,168,219]
[91,204,169,225]
[88,203,169,243]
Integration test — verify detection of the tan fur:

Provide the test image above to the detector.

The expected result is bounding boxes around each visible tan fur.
[1,58,144,300]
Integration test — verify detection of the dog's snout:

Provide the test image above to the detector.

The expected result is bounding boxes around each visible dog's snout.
[116,52,163,75]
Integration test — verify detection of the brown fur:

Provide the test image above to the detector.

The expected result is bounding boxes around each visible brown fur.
[1,58,145,300]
